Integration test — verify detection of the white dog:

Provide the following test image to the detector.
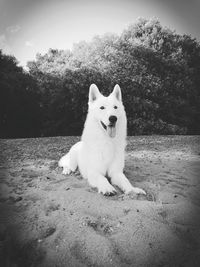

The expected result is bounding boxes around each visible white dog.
[59,84,146,196]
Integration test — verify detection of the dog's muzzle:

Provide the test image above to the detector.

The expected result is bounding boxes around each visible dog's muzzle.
[101,119,117,138]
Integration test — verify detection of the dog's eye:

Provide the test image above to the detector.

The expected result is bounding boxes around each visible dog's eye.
[114,106,118,109]
[100,106,105,110]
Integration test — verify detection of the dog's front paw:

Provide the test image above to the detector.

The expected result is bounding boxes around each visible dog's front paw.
[62,167,71,175]
[126,186,146,195]
[98,182,117,196]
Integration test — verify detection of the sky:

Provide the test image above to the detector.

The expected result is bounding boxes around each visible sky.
[0,0,200,67]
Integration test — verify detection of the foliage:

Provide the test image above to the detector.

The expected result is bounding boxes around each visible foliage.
[1,18,200,137]
[0,50,41,138]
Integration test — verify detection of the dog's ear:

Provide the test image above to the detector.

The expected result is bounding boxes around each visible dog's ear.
[89,84,101,102]
[112,84,122,102]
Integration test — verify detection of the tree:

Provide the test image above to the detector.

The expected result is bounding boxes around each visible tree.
[23,18,200,136]
[0,50,41,138]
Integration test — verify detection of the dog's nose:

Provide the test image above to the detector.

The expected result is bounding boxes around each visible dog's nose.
[109,115,117,124]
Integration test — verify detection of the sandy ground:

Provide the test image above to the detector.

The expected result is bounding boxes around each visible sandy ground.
[0,136,200,267]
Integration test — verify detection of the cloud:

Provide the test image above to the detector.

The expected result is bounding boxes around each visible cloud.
[25,40,34,47]
[6,25,21,34]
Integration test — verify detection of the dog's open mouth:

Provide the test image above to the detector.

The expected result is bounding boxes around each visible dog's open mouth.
[101,121,116,138]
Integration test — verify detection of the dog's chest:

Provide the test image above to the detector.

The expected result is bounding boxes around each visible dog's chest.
[99,140,115,164]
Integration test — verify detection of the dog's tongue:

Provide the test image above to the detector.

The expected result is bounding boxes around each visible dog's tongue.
[107,125,116,138]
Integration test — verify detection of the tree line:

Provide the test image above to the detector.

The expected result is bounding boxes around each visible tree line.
[1,18,200,138]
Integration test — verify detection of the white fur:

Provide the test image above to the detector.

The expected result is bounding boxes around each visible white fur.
[59,84,146,195]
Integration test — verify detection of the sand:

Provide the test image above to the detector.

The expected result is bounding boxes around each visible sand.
[0,136,200,267]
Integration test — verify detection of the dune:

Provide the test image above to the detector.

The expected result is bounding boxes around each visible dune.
[0,136,200,267]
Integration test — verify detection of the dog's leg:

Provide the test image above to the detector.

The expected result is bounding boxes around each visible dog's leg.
[59,142,80,175]
[87,172,116,195]
[58,153,71,175]
[110,172,146,195]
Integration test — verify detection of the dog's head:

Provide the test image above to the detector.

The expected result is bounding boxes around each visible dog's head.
[88,84,126,138]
